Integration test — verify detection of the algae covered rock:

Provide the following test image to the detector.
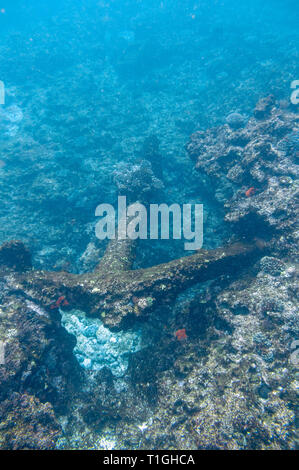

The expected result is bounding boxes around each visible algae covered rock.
[0,393,60,450]
[0,272,81,449]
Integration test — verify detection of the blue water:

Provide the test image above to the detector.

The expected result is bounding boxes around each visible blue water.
[0,0,298,269]
[0,0,298,451]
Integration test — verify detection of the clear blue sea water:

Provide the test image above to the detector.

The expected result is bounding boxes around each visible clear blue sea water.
[0,0,298,269]
[0,0,298,451]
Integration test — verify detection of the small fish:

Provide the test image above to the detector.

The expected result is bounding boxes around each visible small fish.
[245,187,256,197]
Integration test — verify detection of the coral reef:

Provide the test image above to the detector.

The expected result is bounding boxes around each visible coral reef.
[186,96,298,238]
[0,0,298,450]
[113,159,164,204]
[96,100,298,450]
[138,252,298,450]
[0,98,297,450]
[0,268,82,448]
[1,0,297,273]
[61,309,143,376]
[0,393,60,450]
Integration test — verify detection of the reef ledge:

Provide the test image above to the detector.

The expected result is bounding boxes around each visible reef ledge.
[0,237,265,329]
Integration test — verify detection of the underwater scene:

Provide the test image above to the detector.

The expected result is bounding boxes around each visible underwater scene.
[0,0,298,451]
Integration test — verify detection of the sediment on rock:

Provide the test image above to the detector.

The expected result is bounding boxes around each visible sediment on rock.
[1,238,265,329]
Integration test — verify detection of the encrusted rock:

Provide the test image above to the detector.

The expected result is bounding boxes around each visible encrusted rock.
[259,256,286,276]
[254,95,276,120]
[186,97,299,237]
